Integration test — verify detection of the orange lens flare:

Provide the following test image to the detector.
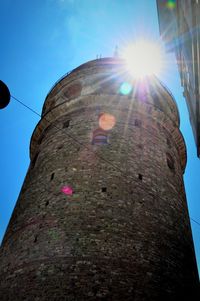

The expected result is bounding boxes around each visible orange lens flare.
[99,113,116,131]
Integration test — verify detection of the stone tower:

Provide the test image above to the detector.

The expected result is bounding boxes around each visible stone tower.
[0,58,199,300]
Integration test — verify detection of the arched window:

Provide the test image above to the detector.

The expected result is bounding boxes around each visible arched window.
[92,128,108,145]
[63,120,70,128]
[64,82,82,99]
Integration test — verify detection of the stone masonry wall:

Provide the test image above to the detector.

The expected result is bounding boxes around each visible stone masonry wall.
[0,58,199,300]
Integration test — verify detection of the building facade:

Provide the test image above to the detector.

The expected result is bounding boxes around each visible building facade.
[157,0,200,157]
[0,58,199,300]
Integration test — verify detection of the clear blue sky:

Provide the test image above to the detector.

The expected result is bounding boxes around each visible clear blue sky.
[0,0,200,275]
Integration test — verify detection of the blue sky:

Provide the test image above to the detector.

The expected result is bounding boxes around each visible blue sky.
[0,0,200,275]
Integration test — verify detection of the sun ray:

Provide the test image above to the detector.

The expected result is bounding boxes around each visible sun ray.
[121,39,165,79]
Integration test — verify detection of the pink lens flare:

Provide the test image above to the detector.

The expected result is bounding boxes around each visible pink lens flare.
[61,185,73,196]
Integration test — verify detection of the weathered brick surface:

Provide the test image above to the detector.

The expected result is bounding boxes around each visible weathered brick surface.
[0,58,199,300]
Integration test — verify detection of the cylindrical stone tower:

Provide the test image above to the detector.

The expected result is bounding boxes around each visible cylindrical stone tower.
[0,58,199,300]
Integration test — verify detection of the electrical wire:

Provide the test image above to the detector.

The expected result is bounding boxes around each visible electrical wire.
[191,218,200,227]
[11,94,200,229]
[11,94,137,183]
[11,95,41,118]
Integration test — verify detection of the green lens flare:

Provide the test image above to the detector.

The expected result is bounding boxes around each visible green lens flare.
[120,82,132,95]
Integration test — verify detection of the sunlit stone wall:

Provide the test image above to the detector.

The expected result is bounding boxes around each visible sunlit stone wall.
[0,58,199,300]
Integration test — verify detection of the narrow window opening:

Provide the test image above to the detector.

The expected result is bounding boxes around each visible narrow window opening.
[138,174,143,180]
[102,187,107,192]
[50,173,55,181]
[135,119,142,127]
[166,153,175,171]
[92,128,108,145]
[63,120,70,128]
[34,235,38,243]
[45,200,49,207]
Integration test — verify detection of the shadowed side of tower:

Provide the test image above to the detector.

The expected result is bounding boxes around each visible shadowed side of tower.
[0,58,199,300]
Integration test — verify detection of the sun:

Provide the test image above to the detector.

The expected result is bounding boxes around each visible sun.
[122,40,164,78]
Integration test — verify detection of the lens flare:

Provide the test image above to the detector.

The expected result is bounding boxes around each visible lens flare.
[120,82,132,95]
[135,80,149,101]
[166,0,176,9]
[99,113,116,131]
[61,185,73,196]
[122,40,164,78]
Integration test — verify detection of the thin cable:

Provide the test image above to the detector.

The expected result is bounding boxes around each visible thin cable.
[11,95,41,118]
[191,218,200,227]
[12,94,200,229]
[11,94,135,184]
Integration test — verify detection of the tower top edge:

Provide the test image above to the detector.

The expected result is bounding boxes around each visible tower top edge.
[45,57,178,110]
[46,57,125,98]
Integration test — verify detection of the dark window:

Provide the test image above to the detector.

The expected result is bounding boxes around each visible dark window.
[137,144,143,150]
[102,187,107,192]
[50,173,54,181]
[92,134,108,145]
[135,119,142,127]
[92,128,108,145]
[63,120,70,128]
[138,174,143,180]
[166,153,175,171]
